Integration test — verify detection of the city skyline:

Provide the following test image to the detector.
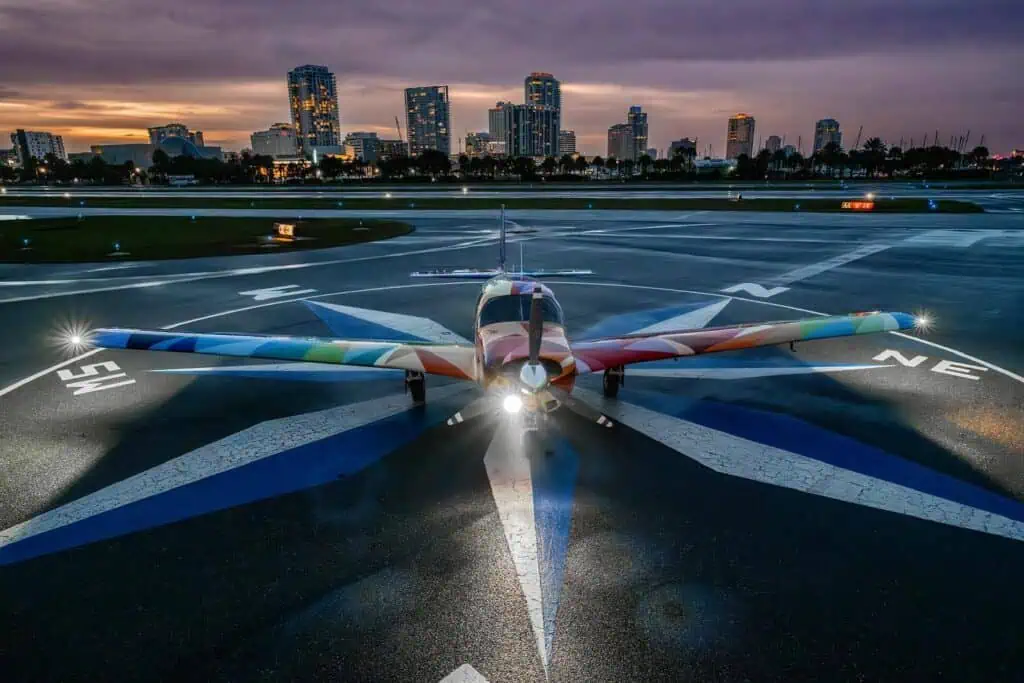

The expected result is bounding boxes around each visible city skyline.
[0,0,1020,155]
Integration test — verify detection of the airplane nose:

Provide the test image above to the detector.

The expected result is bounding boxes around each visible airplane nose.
[518,362,548,392]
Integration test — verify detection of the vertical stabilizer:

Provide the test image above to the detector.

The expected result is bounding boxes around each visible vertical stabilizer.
[498,205,507,272]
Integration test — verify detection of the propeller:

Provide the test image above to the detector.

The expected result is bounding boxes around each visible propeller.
[447,285,614,429]
[518,287,549,392]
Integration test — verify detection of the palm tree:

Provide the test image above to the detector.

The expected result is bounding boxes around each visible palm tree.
[638,154,653,177]
[605,156,618,178]
[574,155,589,175]
[820,141,843,178]
[541,156,557,176]
[559,154,575,175]
[862,137,887,177]
[457,154,470,177]
[590,155,604,176]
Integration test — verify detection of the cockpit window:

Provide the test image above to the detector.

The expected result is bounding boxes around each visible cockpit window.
[479,294,564,327]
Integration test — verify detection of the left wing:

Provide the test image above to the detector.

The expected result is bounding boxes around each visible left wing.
[570,311,916,374]
[89,328,477,381]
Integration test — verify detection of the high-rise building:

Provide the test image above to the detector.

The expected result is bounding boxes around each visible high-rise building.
[287,64,341,157]
[504,104,554,158]
[607,124,633,160]
[813,118,842,154]
[148,123,204,147]
[559,130,576,155]
[525,72,561,109]
[765,135,782,153]
[10,129,67,165]
[726,113,756,159]
[250,123,298,158]
[488,101,510,142]
[344,132,380,163]
[405,85,451,156]
[627,106,648,162]
[524,72,561,157]
[669,138,697,158]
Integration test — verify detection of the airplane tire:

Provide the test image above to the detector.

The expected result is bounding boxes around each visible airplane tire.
[407,372,426,403]
[603,369,620,398]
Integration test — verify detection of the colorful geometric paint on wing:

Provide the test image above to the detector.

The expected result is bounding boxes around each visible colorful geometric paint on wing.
[92,328,477,380]
[569,312,915,373]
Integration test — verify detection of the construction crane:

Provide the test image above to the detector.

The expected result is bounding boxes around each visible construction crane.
[394,116,404,143]
[853,125,863,150]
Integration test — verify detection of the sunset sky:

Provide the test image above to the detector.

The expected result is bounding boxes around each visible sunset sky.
[1,0,1021,155]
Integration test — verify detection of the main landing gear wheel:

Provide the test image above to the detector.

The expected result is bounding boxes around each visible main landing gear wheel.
[603,366,623,398]
[405,370,425,403]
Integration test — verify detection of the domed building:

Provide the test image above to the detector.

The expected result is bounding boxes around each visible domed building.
[157,135,203,159]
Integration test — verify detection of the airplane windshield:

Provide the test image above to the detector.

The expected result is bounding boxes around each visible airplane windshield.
[479,294,564,327]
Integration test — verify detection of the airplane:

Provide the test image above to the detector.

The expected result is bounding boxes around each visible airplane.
[80,210,925,436]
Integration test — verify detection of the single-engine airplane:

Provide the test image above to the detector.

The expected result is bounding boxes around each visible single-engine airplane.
[82,211,924,434]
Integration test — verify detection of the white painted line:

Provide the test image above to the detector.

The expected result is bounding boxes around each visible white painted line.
[890,332,1024,385]
[576,389,1024,542]
[0,238,497,305]
[307,301,470,344]
[626,364,891,380]
[439,664,489,683]
[0,383,470,550]
[484,421,548,676]
[0,348,103,399]
[630,298,731,335]
[772,243,891,286]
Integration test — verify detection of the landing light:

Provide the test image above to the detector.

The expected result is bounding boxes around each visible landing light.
[503,394,523,414]
[462,186,468,194]
[914,314,933,331]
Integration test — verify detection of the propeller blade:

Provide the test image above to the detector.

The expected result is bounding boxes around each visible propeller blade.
[527,286,544,365]
[548,386,614,428]
[446,396,496,426]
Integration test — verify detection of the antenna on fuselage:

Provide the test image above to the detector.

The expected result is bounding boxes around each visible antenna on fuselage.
[498,204,507,273]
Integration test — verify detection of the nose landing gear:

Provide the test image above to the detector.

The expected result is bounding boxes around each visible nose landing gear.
[405,370,425,403]
[602,365,624,398]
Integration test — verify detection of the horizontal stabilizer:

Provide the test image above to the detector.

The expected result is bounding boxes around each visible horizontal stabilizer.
[410,268,593,279]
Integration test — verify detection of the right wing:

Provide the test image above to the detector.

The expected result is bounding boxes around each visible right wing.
[570,311,917,373]
[90,328,477,381]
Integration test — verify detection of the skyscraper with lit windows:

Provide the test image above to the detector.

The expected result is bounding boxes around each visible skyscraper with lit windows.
[524,73,561,157]
[725,113,756,159]
[405,85,451,156]
[813,118,842,154]
[287,64,341,157]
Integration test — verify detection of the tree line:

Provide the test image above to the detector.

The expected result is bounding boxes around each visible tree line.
[0,138,1008,186]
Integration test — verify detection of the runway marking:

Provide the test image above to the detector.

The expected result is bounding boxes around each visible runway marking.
[238,284,318,301]
[305,300,470,344]
[902,229,1007,247]
[0,238,498,304]
[770,243,892,285]
[626,363,891,380]
[439,664,489,682]
[484,422,547,677]
[0,348,102,398]
[629,298,731,334]
[576,389,1024,542]
[577,220,711,236]
[0,383,471,564]
[721,283,789,298]
[57,360,135,395]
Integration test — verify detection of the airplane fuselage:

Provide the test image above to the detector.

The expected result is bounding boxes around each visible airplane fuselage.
[473,277,577,396]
